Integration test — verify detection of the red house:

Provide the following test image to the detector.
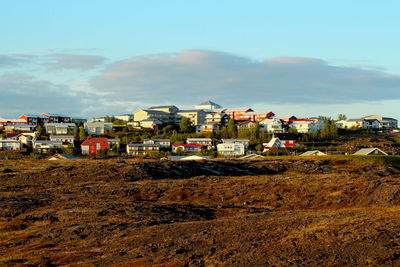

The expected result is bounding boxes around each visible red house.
[81,137,109,155]
[220,108,254,120]
[238,111,275,122]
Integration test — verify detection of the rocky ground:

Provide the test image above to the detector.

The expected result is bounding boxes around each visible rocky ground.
[1,157,400,266]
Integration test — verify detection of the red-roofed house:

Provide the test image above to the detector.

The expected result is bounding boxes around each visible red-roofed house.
[172,144,202,154]
[238,111,275,122]
[81,137,109,155]
[236,120,258,130]
[219,108,254,120]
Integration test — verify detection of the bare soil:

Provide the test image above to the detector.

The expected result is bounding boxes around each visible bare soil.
[1,157,400,266]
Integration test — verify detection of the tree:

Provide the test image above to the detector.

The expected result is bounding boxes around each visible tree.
[338,114,347,121]
[180,118,194,133]
[79,126,88,140]
[226,119,237,138]
[36,125,45,138]
[73,125,79,139]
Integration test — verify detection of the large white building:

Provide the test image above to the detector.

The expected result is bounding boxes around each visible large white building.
[217,143,245,156]
[84,122,113,135]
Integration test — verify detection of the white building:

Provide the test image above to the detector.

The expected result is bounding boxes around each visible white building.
[84,122,113,135]
[217,143,245,156]
[0,139,22,150]
[114,114,134,122]
[290,119,323,133]
[45,123,75,135]
[260,118,285,133]
[50,135,75,145]
[144,139,171,148]
[186,138,213,149]
[221,139,249,149]
[33,140,63,153]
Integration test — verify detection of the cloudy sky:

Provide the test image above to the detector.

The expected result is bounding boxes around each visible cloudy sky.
[1,1,399,120]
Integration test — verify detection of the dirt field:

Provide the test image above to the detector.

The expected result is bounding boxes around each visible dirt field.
[1,156,400,266]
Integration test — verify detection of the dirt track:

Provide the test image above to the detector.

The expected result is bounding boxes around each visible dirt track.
[1,157,400,266]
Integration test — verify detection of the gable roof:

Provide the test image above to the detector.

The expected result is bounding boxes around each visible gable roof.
[300,150,327,156]
[81,137,109,146]
[353,148,388,155]
[46,153,76,160]
[264,137,285,148]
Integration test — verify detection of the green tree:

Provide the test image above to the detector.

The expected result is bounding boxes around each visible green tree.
[73,124,79,139]
[36,125,45,138]
[180,118,194,133]
[338,114,347,121]
[226,119,237,138]
[79,126,88,140]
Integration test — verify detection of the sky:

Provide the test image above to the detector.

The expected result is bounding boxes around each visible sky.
[1,0,399,120]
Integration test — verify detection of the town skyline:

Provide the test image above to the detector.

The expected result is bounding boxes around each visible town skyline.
[1,1,399,119]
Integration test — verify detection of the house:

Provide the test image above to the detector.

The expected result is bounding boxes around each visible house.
[18,133,35,146]
[195,100,223,111]
[219,108,254,120]
[4,124,36,133]
[72,118,87,125]
[172,144,202,154]
[237,111,275,122]
[196,123,221,133]
[186,138,213,149]
[362,115,398,129]
[221,139,249,149]
[143,139,171,148]
[84,122,113,135]
[139,119,163,129]
[217,143,245,156]
[5,133,21,140]
[277,115,297,124]
[41,113,71,123]
[50,135,75,146]
[353,148,388,156]
[204,112,229,125]
[260,118,285,133]
[274,133,297,148]
[168,155,211,161]
[46,153,76,161]
[290,119,323,133]
[148,105,179,114]
[363,119,381,129]
[300,150,327,156]
[80,137,109,155]
[0,139,22,151]
[45,123,75,135]
[262,137,285,151]
[114,114,134,122]
[176,109,206,125]
[19,114,49,125]
[335,119,365,129]
[33,140,63,154]
[144,105,179,123]
[126,143,160,156]
[134,109,170,124]
[0,118,27,126]
[236,120,258,130]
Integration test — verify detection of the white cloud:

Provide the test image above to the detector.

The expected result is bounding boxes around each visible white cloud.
[91,50,400,106]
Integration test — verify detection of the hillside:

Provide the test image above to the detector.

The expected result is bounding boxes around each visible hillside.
[1,157,400,266]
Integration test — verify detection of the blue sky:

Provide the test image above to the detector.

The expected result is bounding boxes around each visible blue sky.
[1,1,399,119]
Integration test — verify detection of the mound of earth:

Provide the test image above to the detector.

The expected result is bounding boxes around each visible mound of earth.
[1,157,400,266]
